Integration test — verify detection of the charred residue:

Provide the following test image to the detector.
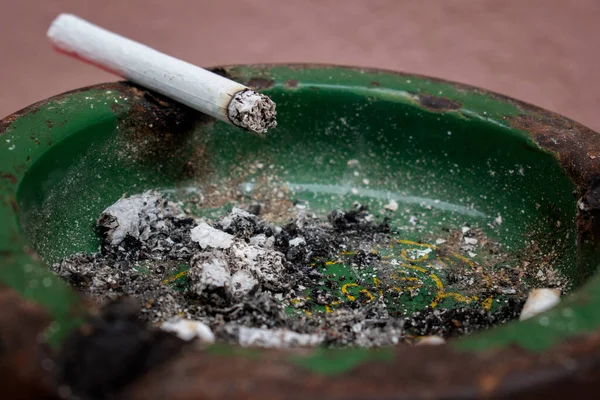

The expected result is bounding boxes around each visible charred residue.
[416,93,462,112]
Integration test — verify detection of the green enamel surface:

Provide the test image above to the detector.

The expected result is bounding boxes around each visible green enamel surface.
[0,89,130,346]
[0,65,597,373]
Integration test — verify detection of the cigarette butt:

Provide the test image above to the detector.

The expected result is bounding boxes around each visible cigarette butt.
[519,288,561,321]
[160,319,215,343]
[416,335,446,346]
[47,14,276,134]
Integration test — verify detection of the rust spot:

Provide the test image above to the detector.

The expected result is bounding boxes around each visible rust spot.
[125,86,213,135]
[110,100,128,115]
[0,82,134,136]
[509,111,600,283]
[0,172,17,185]
[8,198,18,213]
[0,114,18,136]
[45,120,54,129]
[510,113,600,189]
[246,77,275,90]
[120,329,600,400]
[284,79,298,88]
[479,370,506,397]
[206,67,231,79]
[417,93,462,112]
[370,81,381,86]
[112,82,215,181]
[30,136,41,145]
[0,286,57,399]
[26,156,30,162]
[13,163,27,175]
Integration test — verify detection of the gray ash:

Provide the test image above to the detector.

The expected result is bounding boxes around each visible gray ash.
[52,191,525,348]
[404,298,525,339]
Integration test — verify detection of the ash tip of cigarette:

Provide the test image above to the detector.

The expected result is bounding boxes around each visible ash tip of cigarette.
[228,90,277,134]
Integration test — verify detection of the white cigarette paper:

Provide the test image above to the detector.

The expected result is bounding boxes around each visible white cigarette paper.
[519,288,561,321]
[47,14,276,133]
[416,335,446,346]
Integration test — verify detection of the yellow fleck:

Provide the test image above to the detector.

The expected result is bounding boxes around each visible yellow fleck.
[360,289,375,301]
[429,273,444,291]
[443,292,470,303]
[341,283,358,301]
[161,270,188,285]
[482,296,494,310]
[402,264,428,274]
[450,252,477,269]
[396,239,437,249]
[398,277,420,283]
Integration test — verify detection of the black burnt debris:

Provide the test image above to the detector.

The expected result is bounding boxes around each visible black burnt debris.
[52,191,547,349]
[56,298,188,400]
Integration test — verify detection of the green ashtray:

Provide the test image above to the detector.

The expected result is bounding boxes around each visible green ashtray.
[2,65,600,399]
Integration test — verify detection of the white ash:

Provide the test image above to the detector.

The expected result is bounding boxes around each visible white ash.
[190,222,234,249]
[98,190,184,246]
[289,237,306,247]
[189,252,232,296]
[233,326,324,348]
[464,237,478,245]
[249,233,275,248]
[384,199,398,212]
[229,241,286,289]
[494,214,503,225]
[228,89,277,134]
[230,270,259,300]
[187,238,285,301]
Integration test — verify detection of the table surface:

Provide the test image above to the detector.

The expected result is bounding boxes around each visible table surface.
[1,0,599,131]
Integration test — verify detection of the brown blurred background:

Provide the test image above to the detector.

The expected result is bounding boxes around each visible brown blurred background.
[1,0,599,130]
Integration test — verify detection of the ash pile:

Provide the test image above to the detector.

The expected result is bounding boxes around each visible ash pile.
[52,191,542,349]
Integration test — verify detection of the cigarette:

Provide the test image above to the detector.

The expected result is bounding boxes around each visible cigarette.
[47,14,277,134]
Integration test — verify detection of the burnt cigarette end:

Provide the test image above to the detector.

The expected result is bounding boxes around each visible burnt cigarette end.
[228,89,277,134]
